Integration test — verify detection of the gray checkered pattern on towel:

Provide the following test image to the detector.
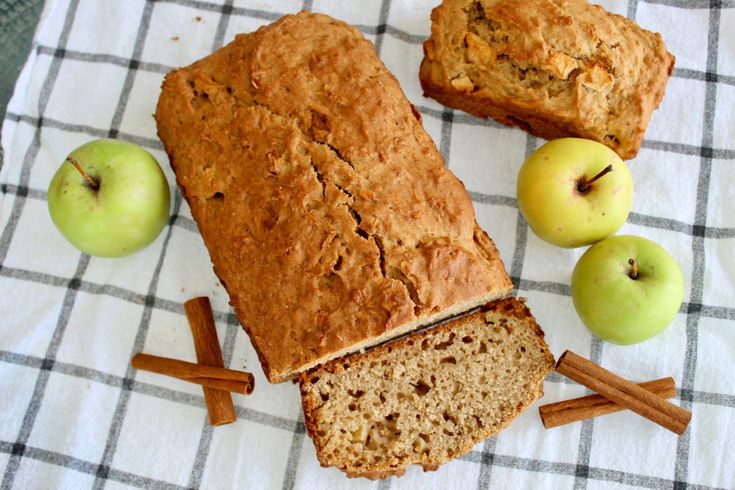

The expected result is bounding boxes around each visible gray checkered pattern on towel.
[1,0,734,488]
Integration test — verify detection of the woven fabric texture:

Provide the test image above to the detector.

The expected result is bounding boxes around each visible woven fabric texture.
[0,1,733,489]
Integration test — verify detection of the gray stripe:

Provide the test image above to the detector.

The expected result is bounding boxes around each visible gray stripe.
[0,442,189,490]
[301,0,313,11]
[476,436,497,490]
[509,212,528,290]
[107,2,155,137]
[36,44,173,74]
[373,0,393,55]
[416,104,505,129]
[159,0,283,20]
[627,0,639,19]
[462,452,726,489]
[467,191,517,208]
[173,214,199,233]
[508,135,537,287]
[0,2,82,488]
[572,338,603,490]
[106,467,188,490]
[690,389,735,408]
[464,451,576,476]
[281,414,307,490]
[92,192,182,490]
[5,112,162,150]
[187,419,215,489]
[211,0,234,51]
[675,0,722,484]
[675,67,735,86]
[699,303,735,320]
[439,109,454,163]
[383,25,426,45]
[628,212,695,236]
[0,264,225,321]
[0,349,121,388]
[547,371,577,385]
[0,184,46,200]
[377,477,392,490]
[643,0,734,8]
[629,212,734,238]
[640,139,735,159]
[355,24,426,45]
[517,278,571,296]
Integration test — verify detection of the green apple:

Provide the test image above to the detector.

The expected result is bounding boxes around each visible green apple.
[48,139,170,258]
[517,138,633,248]
[571,235,684,345]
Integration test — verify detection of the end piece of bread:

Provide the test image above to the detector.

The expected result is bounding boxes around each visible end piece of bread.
[299,297,555,479]
[419,0,675,159]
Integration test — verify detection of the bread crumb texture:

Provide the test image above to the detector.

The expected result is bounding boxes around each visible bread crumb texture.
[300,298,555,479]
[155,12,511,382]
[420,0,675,159]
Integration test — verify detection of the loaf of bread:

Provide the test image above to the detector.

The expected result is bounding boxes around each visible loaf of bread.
[419,0,675,160]
[155,12,512,383]
[300,297,555,479]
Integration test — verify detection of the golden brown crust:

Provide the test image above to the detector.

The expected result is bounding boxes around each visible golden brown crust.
[419,0,675,160]
[299,297,555,479]
[155,12,512,383]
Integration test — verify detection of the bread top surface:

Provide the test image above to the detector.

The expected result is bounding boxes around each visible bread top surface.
[299,297,555,478]
[420,0,675,159]
[155,12,512,383]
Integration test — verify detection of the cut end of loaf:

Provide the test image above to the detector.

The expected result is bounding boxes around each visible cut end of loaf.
[299,297,555,479]
[272,286,512,383]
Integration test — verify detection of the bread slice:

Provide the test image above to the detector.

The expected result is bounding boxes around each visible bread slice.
[155,12,512,383]
[419,0,674,159]
[299,297,555,479]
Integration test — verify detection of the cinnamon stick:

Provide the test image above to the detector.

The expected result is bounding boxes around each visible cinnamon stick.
[539,377,676,429]
[131,353,254,394]
[555,351,691,435]
[185,296,237,426]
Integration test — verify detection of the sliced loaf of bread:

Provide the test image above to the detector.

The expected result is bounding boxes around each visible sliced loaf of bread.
[299,297,555,479]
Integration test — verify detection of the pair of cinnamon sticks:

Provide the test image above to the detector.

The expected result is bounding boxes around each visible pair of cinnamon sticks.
[131,297,254,426]
[539,351,692,435]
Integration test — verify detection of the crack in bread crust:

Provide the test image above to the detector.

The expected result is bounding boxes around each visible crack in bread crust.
[155,12,513,382]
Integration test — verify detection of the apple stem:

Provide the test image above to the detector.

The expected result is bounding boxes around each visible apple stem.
[66,155,99,190]
[628,258,639,280]
[577,164,613,193]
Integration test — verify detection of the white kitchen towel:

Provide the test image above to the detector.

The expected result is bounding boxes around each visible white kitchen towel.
[1,0,733,489]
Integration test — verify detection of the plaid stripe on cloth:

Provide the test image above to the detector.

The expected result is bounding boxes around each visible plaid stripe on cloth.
[1,0,733,488]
